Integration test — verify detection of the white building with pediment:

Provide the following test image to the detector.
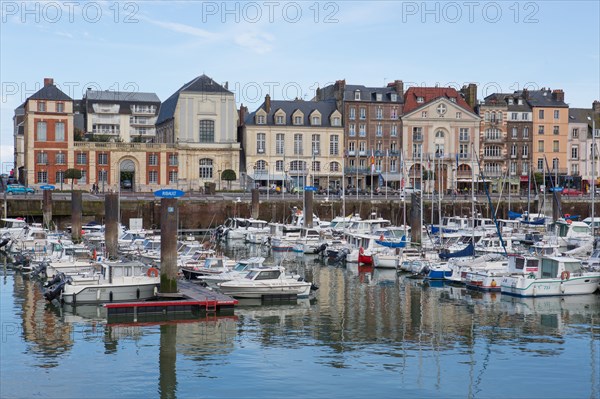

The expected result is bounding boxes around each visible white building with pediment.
[402,87,481,193]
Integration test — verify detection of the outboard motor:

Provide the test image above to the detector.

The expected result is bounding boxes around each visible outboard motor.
[310,283,319,291]
[315,243,327,254]
[43,278,68,302]
[31,261,48,278]
[43,273,69,302]
[44,272,64,288]
[0,236,10,249]
[334,247,350,263]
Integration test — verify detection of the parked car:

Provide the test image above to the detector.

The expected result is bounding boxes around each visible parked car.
[561,188,583,196]
[5,184,34,195]
[121,180,132,189]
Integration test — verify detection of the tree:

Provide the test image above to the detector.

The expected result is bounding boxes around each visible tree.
[64,168,82,191]
[221,169,237,190]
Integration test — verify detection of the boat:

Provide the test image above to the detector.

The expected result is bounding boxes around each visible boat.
[217,265,316,299]
[197,257,266,288]
[500,254,600,297]
[43,261,160,304]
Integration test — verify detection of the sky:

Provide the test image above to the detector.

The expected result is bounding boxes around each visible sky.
[1,0,599,171]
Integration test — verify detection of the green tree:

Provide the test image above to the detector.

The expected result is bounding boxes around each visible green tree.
[64,168,82,191]
[221,169,237,190]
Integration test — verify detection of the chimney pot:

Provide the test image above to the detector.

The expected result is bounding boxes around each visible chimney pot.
[43,78,54,87]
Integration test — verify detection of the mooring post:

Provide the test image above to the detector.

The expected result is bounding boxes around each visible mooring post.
[71,191,82,243]
[411,193,422,244]
[42,190,53,230]
[105,193,119,260]
[160,198,178,293]
[251,189,259,219]
[552,192,562,221]
[304,190,314,227]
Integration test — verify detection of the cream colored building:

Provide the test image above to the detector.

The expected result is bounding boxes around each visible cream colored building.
[402,87,481,193]
[155,75,241,191]
[243,95,344,193]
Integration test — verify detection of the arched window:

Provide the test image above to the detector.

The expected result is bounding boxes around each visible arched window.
[330,161,340,172]
[255,160,267,173]
[435,130,445,138]
[199,158,213,179]
[290,160,306,173]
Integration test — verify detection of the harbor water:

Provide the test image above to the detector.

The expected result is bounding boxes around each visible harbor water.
[1,242,599,399]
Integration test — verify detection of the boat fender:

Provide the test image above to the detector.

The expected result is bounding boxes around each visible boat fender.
[491,279,497,288]
[136,288,140,299]
[109,291,113,302]
[560,271,570,280]
[566,219,572,225]
[147,267,159,277]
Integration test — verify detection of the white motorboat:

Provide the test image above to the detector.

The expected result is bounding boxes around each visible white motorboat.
[197,257,266,288]
[43,261,160,304]
[217,265,315,299]
[500,254,600,297]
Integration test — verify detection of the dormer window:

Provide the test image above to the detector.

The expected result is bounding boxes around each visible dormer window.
[332,117,341,126]
[312,116,321,125]
[391,94,397,102]
[294,116,303,125]
[417,96,424,103]
[376,93,382,101]
[354,90,361,100]
[508,98,514,105]
[276,115,284,125]
[450,97,456,103]
[256,115,266,124]
[518,98,523,105]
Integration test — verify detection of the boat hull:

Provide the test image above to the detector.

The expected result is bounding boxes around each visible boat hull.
[218,282,312,299]
[61,282,159,304]
[500,275,600,297]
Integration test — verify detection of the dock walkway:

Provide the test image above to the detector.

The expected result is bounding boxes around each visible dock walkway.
[104,280,237,317]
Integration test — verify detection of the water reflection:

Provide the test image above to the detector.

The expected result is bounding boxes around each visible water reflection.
[2,246,599,398]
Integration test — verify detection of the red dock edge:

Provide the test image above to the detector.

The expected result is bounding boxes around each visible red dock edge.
[104,298,238,316]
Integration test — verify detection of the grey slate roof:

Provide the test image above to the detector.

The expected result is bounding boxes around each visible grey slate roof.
[569,108,600,125]
[85,90,160,103]
[28,84,72,101]
[342,84,403,103]
[245,99,339,127]
[517,89,568,108]
[156,74,231,125]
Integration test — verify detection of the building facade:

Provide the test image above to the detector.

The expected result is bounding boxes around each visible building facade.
[525,89,569,186]
[22,78,74,188]
[83,89,160,142]
[155,75,240,192]
[402,86,481,193]
[317,80,404,190]
[243,95,344,193]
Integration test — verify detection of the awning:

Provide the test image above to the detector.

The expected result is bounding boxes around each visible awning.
[381,173,403,182]
[247,173,290,181]
[520,176,529,182]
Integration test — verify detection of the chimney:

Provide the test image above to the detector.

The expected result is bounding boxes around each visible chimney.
[522,88,529,99]
[43,78,54,87]
[264,94,271,113]
[394,80,404,98]
[552,89,564,102]
[238,104,247,126]
[316,87,322,100]
[334,79,346,102]
[461,83,477,110]
[224,81,229,90]
[593,100,600,113]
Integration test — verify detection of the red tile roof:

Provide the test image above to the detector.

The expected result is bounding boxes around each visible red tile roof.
[403,87,474,114]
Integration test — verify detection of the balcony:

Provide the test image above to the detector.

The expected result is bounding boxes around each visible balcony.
[130,117,155,126]
[344,167,371,174]
[358,151,367,156]
[92,128,120,135]
[482,154,505,160]
[131,106,156,115]
[457,170,472,178]
[483,135,504,142]
[92,116,120,125]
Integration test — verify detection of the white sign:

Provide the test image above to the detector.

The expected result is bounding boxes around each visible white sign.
[129,218,143,231]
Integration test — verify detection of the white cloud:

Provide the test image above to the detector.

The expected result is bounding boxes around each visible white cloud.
[140,16,221,41]
[233,31,274,54]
